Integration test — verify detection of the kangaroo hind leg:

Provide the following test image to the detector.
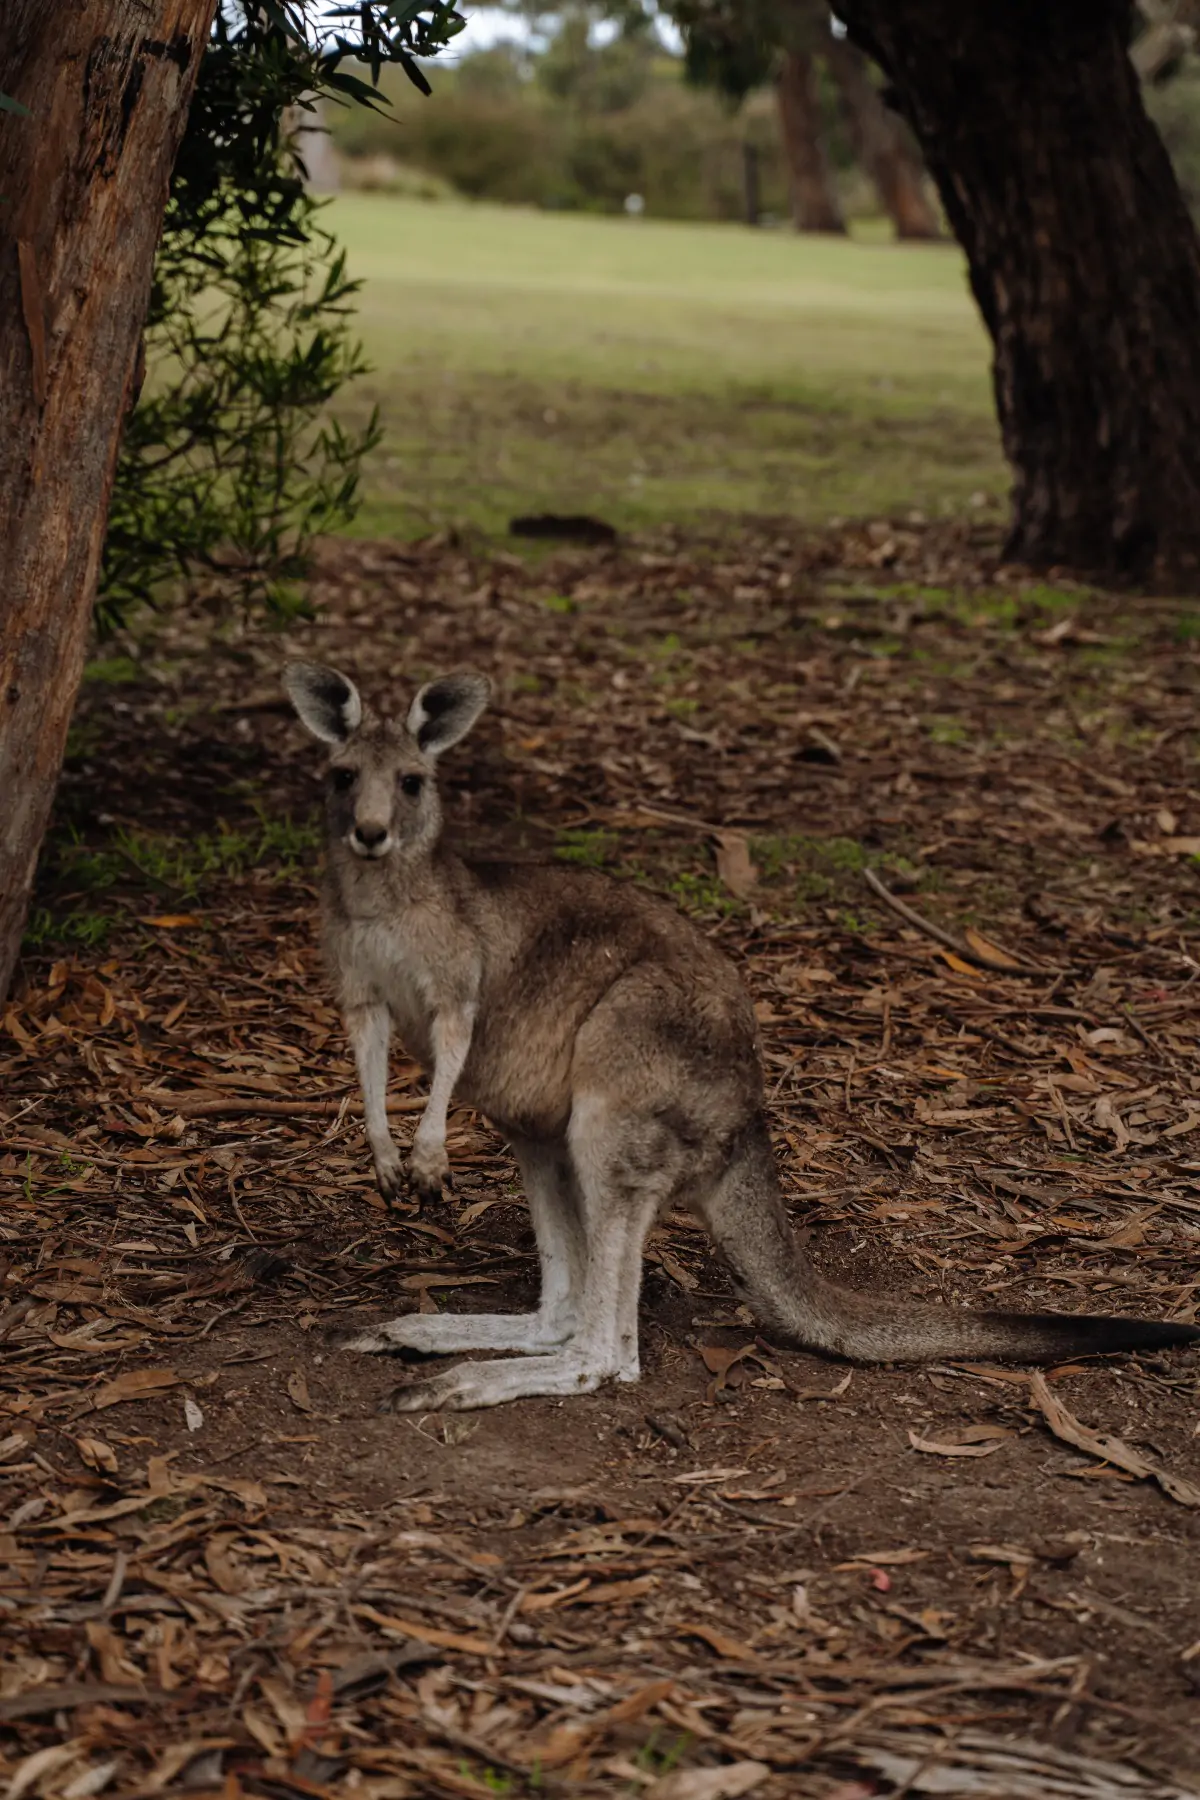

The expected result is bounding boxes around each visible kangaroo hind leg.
[340,1137,585,1358]
[384,1090,683,1410]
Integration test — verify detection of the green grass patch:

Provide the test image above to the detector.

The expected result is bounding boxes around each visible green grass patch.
[23,809,321,954]
[926,716,969,746]
[664,869,742,917]
[21,906,113,953]
[752,831,870,906]
[325,195,1003,539]
[554,826,621,868]
[83,655,141,685]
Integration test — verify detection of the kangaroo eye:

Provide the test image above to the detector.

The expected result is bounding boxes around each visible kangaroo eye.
[330,767,355,793]
[400,774,423,798]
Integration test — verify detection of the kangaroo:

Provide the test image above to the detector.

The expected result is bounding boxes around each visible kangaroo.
[284,659,1199,1412]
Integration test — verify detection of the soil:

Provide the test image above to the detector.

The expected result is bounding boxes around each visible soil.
[3,517,1200,1799]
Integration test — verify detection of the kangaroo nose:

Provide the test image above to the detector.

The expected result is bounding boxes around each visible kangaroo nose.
[354,824,388,849]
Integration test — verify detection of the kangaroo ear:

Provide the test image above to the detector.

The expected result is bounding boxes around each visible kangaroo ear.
[407,672,490,757]
[284,661,363,744]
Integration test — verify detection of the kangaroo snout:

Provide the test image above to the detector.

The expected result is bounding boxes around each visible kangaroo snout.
[351,821,392,857]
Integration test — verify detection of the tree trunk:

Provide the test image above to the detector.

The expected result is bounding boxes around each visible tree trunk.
[776,49,846,233]
[0,0,217,1002]
[742,140,761,226]
[824,34,939,239]
[836,0,1200,584]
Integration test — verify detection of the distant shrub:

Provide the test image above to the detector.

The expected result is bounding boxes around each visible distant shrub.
[329,48,794,221]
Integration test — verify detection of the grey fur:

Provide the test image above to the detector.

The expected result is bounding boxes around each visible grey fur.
[286,661,1199,1411]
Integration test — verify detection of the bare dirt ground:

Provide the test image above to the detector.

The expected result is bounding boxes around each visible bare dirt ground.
[3,520,1200,1800]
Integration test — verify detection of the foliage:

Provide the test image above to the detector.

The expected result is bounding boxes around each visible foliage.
[100,177,377,627]
[332,40,794,218]
[99,0,465,628]
[669,0,780,103]
[1144,60,1200,223]
[24,809,320,951]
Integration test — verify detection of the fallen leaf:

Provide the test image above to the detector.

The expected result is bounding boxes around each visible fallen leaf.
[657,1249,699,1291]
[397,1273,499,1290]
[963,927,1025,969]
[1093,1094,1130,1151]
[205,1535,250,1596]
[697,1342,756,1399]
[260,1674,307,1746]
[287,1370,312,1413]
[645,1761,770,1800]
[457,1197,502,1227]
[908,1430,1005,1458]
[521,1578,592,1613]
[61,1758,120,1798]
[935,949,981,977]
[968,1543,1035,1568]
[351,1603,494,1655]
[7,1743,86,1800]
[136,915,203,928]
[301,1669,334,1744]
[533,1721,595,1770]
[698,1344,756,1376]
[606,1679,675,1723]
[676,1621,758,1661]
[75,1436,118,1474]
[242,1704,284,1757]
[836,1548,930,1567]
[575,1576,657,1606]
[204,1475,268,1509]
[2,1009,38,1052]
[84,1620,138,1684]
[714,832,757,899]
[671,1465,751,1485]
[91,1368,180,1409]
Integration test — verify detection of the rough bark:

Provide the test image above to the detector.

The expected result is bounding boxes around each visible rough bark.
[836,0,1200,584]
[0,0,217,1002]
[824,34,939,239]
[776,49,846,233]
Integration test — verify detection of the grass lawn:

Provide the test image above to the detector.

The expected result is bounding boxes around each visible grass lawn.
[328,193,1005,539]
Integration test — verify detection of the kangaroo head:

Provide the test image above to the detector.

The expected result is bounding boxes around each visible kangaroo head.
[284,662,490,863]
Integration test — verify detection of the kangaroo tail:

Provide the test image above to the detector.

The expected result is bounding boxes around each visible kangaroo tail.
[698,1121,1200,1364]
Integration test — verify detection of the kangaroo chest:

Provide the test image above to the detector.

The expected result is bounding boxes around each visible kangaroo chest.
[343,914,440,1065]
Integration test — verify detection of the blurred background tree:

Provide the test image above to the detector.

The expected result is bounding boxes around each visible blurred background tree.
[327,0,1200,238]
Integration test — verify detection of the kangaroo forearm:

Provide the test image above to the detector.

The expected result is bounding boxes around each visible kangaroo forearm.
[346,1001,392,1152]
[414,1005,475,1153]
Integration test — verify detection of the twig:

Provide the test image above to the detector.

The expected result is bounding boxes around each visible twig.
[1027,1371,1200,1508]
[933,1004,1035,1059]
[1121,1003,1176,1066]
[863,870,1045,976]
[489,1582,530,1652]
[138,1092,426,1119]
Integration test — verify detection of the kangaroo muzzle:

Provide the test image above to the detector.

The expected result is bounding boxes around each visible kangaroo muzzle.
[350,820,392,858]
